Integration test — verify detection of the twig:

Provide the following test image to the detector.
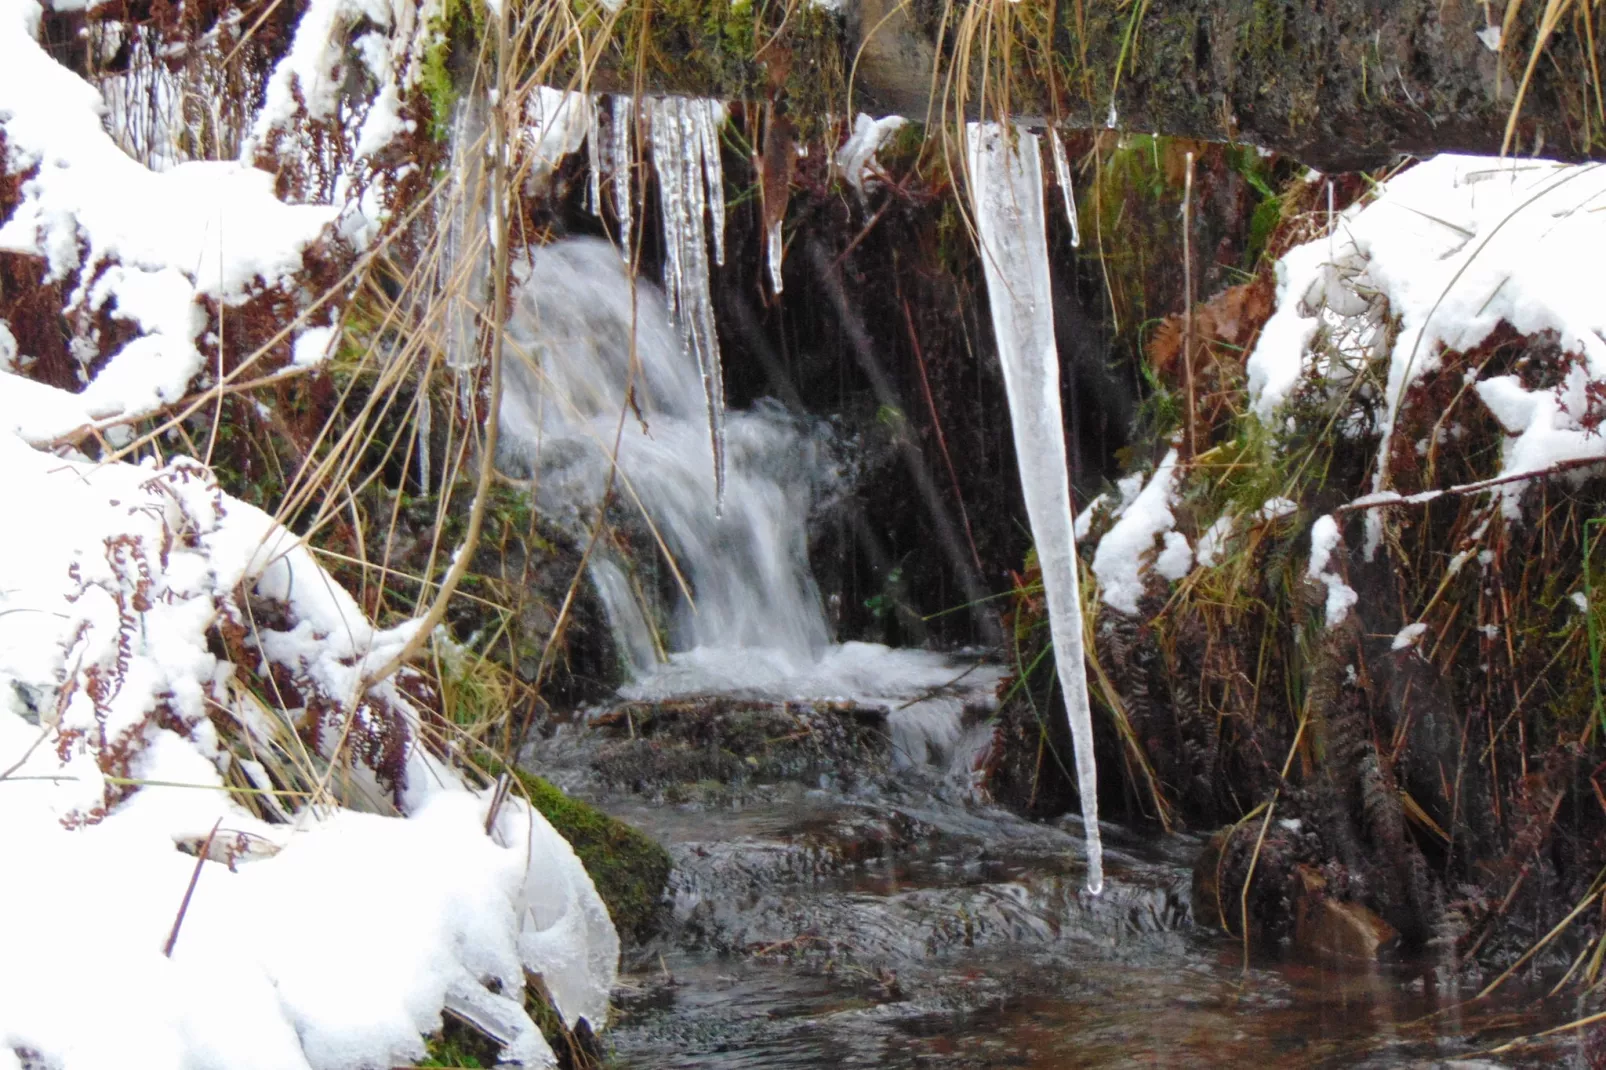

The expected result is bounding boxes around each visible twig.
[1182,149,1197,459]
[164,818,223,958]
[900,292,983,574]
[1336,454,1606,514]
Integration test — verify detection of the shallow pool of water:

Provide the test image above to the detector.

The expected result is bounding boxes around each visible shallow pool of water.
[586,783,1588,1068]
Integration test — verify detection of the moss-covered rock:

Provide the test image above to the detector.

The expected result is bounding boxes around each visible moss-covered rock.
[518,768,673,949]
[476,754,672,948]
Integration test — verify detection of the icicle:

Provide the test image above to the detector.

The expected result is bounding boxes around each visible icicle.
[442,99,489,383]
[609,95,634,254]
[586,94,603,217]
[766,218,784,295]
[650,97,727,511]
[1048,127,1081,249]
[523,87,590,187]
[696,99,728,267]
[416,391,432,493]
[966,121,1103,895]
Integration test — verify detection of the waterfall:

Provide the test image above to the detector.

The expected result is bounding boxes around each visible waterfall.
[967,122,1103,895]
[498,237,831,663]
[495,236,1002,774]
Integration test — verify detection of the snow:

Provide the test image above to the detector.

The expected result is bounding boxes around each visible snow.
[293,325,338,367]
[1392,622,1429,650]
[967,120,1102,895]
[0,432,619,1069]
[1155,530,1194,580]
[1307,514,1358,627]
[0,6,620,1066]
[1259,496,1298,521]
[1073,492,1108,541]
[1091,448,1183,615]
[354,81,416,159]
[837,113,907,193]
[247,0,420,157]
[1245,156,1606,540]
[1195,514,1234,568]
[0,0,339,444]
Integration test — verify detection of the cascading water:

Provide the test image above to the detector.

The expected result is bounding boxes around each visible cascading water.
[495,235,1002,774]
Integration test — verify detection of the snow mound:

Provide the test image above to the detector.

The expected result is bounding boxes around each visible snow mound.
[1245,156,1606,543]
[1091,448,1184,615]
[0,432,619,1069]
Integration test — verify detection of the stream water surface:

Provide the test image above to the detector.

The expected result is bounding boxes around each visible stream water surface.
[578,774,1584,1069]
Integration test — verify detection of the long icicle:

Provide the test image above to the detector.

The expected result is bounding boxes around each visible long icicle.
[609,95,634,253]
[697,99,727,266]
[967,121,1103,895]
[585,93,603,217]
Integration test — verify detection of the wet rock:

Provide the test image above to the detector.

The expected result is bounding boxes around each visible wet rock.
[587,696,892,796]
[1291,865,1398,964]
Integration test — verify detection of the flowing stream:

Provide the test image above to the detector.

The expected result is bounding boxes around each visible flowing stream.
[530,709,1580,1069]
[491,117,1582,1067]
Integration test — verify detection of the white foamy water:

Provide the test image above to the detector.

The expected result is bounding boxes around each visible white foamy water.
[497,237,1001,772]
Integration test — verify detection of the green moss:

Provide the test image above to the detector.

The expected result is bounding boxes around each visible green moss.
[593,0,845,132]
[419,1023,493,1068]
[417,0,488,143]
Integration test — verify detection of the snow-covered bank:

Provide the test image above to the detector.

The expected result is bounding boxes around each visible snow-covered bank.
[0,420,619,1070]
[0,0,619,1066]
[1246,156,1606,552]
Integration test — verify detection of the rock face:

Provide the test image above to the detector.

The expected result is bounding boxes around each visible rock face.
[584,0,1605,169]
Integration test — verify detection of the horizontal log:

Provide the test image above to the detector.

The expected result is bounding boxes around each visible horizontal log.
[583,0,1606,170]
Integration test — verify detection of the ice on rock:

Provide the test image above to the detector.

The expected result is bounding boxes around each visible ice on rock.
[966,121,1103,895]
[524,87,592,187]
[650,96,729,510]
